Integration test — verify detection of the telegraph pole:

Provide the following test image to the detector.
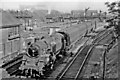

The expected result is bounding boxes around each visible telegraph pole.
[84,7,90,36]
[103,48,107,80]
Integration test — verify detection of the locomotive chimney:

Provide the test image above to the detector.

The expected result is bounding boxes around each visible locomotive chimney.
[49,28,54,36]
[49,27,61,36]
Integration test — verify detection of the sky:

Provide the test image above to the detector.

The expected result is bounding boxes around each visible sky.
[0,0,118,13]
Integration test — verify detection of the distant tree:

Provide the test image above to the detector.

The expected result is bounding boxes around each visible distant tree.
[105,1,120,36]
[105,1,120,79]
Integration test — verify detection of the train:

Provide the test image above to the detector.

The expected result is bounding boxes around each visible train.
[1,30,71,78]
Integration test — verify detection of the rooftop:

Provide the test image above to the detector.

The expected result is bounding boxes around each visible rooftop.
[0,11,21,28]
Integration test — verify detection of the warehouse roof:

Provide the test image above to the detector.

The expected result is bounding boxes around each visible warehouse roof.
[0,11,22,28]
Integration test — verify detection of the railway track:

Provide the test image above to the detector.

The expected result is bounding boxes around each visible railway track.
[56,29,112,80]
[56,45,92,80]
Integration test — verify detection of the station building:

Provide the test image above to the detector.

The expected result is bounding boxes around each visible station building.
[0,10,22,62]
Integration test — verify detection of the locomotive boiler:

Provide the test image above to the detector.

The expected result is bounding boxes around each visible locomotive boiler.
[1,31,71,78]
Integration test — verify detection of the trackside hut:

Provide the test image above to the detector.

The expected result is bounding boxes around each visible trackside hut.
[0,11,22,61]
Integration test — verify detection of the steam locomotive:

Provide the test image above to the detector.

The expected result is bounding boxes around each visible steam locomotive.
[1,31,71,78]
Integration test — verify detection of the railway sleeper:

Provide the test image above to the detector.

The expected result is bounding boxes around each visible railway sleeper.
[6,61,22,75]
[2,55,23,68]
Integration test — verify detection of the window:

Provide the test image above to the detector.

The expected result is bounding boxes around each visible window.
[12,39,20,53]
[0,43,2,52]
[5,41,11,56]
[14,27,19,35]
[0,43,3,59]
[10,39,20,59]
[8,28,13,37]
[8,26,20,40]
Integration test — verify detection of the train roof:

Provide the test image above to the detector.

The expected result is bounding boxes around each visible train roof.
[0,11,22,28]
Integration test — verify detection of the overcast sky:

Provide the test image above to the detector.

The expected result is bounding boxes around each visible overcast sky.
[0,0,118,12]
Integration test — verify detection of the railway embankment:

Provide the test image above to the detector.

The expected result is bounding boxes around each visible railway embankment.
[82,29,118,79]
[105,42,118,78]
